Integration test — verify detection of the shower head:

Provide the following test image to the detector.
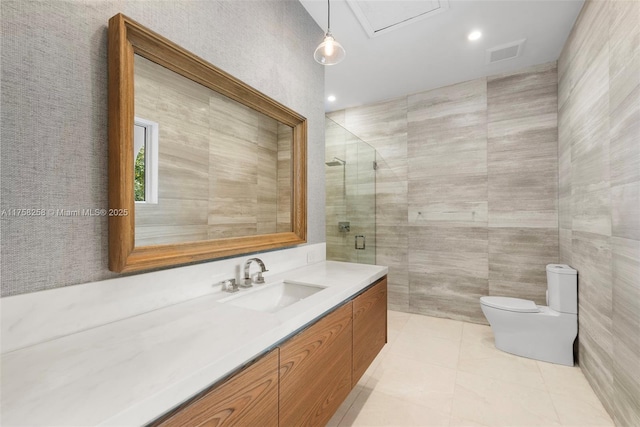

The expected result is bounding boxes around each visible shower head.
[325,157,346,166]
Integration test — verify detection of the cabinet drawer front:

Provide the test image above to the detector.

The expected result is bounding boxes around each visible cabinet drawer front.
[353,277,387,386]
[154,349,279,427]
[279,303,353,427]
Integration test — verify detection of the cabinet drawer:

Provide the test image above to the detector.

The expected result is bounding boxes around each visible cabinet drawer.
[353,277,387,386]
[153,349,279,427]
[279,303,353,426]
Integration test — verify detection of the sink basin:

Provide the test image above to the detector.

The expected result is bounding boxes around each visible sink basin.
[220,280,326,313]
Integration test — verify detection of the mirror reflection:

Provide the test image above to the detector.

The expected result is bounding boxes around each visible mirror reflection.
[133,55,293,246]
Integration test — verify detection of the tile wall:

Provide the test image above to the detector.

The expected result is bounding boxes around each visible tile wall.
[558,0,640,424]
[331,62,559,323]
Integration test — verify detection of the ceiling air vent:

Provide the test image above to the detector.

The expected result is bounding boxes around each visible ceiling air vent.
[347,0,449,38]
[486,39,526,64]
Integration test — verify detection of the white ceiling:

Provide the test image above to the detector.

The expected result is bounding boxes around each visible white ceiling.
[299,0,584,112]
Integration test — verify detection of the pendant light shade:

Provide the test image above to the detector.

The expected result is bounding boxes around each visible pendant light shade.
[314,0,345,65]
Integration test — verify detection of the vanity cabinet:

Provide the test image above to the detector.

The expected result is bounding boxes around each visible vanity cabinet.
[150,276,387,427]
[152,349,279,427]
[352,276,388,386]
[279,303,353,426]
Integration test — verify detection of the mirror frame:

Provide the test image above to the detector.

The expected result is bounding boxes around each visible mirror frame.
[108,13,307,273]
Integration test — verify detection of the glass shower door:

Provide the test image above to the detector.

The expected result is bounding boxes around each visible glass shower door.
[325,118,376,264]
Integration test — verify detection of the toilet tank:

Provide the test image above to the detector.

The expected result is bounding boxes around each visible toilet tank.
[546,264,578,314]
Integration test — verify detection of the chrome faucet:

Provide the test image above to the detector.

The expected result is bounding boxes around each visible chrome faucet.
[242,258,268,287]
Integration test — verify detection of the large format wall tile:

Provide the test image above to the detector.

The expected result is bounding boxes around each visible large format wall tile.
[408,78,488,120]
[487,62,558,123]
[377,225,409,311]
[611,237,640,356]
[407,129,487,180]
[407,79,487,179]
[579,331,614,415]
[345,99,408,137]
[405,79,491,324]
[609,85,640,187]
[487,114,558,228]
[611,237,640,426]
[559,228,572,265]
[565,0,610,96]
[571,188,612,236]
[409,271,488,324]
[559,101,573,233]
[486,63,558,229]
[572,232,613,375]
[408,174,488,227]
[488,228,559,304]
[408,226,488,323]
[608,2,640,214]
[613,340,640,427]
[570,47,611,196]
[486,64,559,306]
[611,182,640,240]
[346,98,408,185]
[407,79,488,230]
[558,1,640,420]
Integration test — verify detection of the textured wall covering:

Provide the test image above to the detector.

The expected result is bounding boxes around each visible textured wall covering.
[0,1,325,297]
[331,62,559,322]
[558,0,640,424]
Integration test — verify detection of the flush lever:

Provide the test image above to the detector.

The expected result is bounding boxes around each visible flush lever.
[355,235,366,250]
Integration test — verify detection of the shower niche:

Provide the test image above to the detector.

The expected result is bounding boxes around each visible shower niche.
[325,117,376,265]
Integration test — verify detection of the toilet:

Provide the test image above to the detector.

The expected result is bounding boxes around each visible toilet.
[480,264,578,366]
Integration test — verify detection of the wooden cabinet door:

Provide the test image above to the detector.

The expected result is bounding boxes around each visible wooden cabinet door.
[153,349,279,427]
[352,276,387,386]
[279,303,353,427]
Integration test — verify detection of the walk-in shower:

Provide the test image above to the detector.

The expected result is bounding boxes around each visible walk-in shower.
[325,117,376,265]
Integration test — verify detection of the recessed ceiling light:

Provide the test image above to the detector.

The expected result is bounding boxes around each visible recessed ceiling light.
[468,30,482,41]
[327,95,336,102]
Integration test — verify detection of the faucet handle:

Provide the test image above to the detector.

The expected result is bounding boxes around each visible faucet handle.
[255,271,268,284]
[221,278,239,293]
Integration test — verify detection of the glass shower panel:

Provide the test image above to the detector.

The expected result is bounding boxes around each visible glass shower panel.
[325,117,376,264]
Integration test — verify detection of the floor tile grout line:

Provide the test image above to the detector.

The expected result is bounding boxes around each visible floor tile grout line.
[449,321,467,427]
[334,389,360,427]
[338,318,399,427]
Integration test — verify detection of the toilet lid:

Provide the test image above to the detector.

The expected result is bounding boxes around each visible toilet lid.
[480,296,540,313]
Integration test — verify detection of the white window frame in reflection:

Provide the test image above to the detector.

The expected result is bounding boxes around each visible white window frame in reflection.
[133,117,159,204]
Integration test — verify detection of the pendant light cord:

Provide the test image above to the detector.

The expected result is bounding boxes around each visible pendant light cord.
[327,0,331,32]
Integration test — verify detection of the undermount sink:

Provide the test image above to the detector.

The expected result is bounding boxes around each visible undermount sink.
[220,280,326,313]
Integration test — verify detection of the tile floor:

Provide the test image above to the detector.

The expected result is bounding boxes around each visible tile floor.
[328,311,614,427]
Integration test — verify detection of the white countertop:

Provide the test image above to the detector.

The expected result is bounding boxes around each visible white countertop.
[1,261,387,426]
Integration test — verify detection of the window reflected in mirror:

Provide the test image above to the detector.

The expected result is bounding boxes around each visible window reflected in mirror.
[133,54,293,246]
[133,117,159,204]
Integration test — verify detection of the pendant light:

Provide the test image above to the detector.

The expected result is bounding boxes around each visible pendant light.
[314,0,346,65]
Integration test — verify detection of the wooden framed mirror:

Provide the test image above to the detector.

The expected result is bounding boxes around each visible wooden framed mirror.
[108,13,307,273]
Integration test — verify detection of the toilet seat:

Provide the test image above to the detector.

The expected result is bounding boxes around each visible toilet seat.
[480,296,540,313]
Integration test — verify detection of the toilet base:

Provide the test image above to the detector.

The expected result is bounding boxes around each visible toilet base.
[482,305,577,366]
[493,331,575,366]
